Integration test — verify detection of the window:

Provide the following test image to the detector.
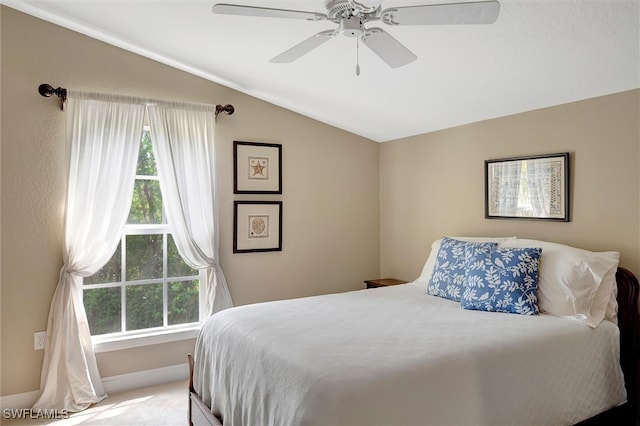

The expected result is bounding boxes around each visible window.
[83,129,200,337]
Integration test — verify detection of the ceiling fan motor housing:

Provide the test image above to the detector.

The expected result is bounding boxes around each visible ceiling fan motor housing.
[340,15,364,36]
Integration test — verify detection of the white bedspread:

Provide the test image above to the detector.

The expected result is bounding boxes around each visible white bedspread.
[194,283,626,426]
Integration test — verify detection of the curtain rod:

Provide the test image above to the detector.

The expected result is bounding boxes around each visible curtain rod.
[37,83,235,117]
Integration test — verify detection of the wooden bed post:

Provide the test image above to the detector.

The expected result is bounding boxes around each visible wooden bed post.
[615,268,639,424]
[188,353,194,426]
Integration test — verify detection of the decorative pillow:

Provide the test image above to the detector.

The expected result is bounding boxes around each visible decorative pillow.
[501,239,619,327]
[461,246,542,315]
[426,237,498,301]
[413,236,517,287]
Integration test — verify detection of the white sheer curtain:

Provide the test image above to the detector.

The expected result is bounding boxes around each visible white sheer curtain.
[32,93,145,411]
[147,103,232,317]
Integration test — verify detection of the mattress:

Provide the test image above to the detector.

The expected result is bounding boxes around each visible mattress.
[193,283,626,426]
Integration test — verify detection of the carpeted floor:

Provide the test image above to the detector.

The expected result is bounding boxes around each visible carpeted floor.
[2,380,188,426]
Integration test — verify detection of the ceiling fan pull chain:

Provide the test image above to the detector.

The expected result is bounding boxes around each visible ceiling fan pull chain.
[356,37,361,76]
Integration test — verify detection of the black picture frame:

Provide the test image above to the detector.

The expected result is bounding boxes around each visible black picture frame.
[233,201,283,253]
[233,141,282,194]
[485,152,570,221]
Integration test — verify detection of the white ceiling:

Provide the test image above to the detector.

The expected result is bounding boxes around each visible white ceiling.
[5,0,639,142]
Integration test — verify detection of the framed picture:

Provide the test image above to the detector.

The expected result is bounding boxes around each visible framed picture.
[485,152,570,221]
[234,201,282,253]
[234,141,282,194]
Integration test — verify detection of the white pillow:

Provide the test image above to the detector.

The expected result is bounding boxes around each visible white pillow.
[411,236,517,287]
[605,272,618,324]
[501,239,619,328]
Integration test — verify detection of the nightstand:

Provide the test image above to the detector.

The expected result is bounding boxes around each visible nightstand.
[364,278,407,289]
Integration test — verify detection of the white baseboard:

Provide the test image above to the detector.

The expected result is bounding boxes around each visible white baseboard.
[0,363,189,410]
[0,390,40,411]
[101,362,189,394]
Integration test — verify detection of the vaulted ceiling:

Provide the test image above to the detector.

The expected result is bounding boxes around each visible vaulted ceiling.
[6,0,639,142]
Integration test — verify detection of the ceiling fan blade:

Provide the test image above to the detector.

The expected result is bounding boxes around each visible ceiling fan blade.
[212,4,326,21]
[361,28,417,68]
[380,1,500,25]
[270,30,336,63]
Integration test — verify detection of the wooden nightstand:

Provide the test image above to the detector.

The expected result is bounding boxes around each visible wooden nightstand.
[364,278,407,289]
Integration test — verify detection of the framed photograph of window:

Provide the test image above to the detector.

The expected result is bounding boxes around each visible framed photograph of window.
[234,141,282,194]
[234,201,282,253]
[485,152,570,221]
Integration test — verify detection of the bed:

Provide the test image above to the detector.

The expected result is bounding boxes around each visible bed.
[188,238,639,426]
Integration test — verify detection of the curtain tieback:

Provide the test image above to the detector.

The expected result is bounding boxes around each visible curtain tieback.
[203,262,220,271]
[60,265,76,277]
[59,265,87,282]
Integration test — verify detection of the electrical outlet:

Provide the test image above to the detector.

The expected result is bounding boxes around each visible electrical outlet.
[34,331,46,350]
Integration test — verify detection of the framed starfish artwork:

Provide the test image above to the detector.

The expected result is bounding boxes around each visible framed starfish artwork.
[234,141,282,194]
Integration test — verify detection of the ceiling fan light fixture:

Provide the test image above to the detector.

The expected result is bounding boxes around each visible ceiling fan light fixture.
[340,16,364,37]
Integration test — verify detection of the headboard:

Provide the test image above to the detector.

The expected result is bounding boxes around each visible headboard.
[615,267,639,414]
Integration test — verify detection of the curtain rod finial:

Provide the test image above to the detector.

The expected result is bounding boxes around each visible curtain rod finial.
[38,83,55,97]
[215,104,234,117]
[38,83,67,110]
[38,83,66,98]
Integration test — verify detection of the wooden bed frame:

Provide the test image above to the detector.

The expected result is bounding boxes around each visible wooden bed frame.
[188,267,639,426]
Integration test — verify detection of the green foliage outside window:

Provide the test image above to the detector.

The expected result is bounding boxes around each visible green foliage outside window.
[129,131,162,224]
[168,280,200,325]
[83,287,121,335]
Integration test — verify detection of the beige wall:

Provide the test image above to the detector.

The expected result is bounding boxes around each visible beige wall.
[380,89,640,282]
[0,7,379,396]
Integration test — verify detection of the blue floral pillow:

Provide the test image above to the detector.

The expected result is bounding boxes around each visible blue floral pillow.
[427,237,498,301]
[461,246,542,315]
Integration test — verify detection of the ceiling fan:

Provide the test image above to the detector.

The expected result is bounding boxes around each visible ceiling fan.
[212,0,500,70]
